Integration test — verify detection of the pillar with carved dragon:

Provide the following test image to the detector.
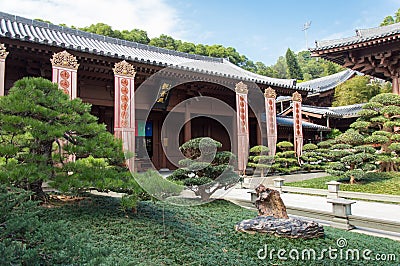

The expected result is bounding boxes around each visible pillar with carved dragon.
[235,81,249,174]
[264,87,277,156]
[50,50,79,99]
[113,60,136,171]
[0,43,9,96]
[292,91,303,157]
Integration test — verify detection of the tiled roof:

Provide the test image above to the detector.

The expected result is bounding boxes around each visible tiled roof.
[279,103,364,118]
[329,103,365,117]
[0,11,306,90]
[261,114,330,131]
[312,22,400,51]
[276,115,330,131]
[297,70,357,93]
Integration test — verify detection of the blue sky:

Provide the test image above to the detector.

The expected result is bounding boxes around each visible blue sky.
[2,0,400,65]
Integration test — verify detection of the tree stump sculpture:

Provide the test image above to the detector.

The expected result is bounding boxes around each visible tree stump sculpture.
[235,184,324,239]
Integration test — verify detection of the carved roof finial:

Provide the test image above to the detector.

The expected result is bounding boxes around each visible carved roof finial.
[235,81,248,94]
[50,50,79,69]
[292,91,302,102]
[113,60,136,77]
[0,43,9,59]
[264,87,276,99]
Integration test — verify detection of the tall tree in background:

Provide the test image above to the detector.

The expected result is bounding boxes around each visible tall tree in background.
[120,29,150,44]
[332,76,391,106]
[285,48,303,80]
[273,56,288,79]
[381,16,395,26]
[149,34,179,50]
[380,8,400,26]
[80,23,118,38]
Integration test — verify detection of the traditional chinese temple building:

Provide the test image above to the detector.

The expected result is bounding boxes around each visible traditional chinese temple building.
[311,22,400,94]
[0,11,354,171]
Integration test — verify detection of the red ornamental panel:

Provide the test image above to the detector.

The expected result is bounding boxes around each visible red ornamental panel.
[293,101,303,157]
[59,70,71,95]
[236,92,249,173]
[114,72,135,138]
[265,96,277,156]
[120,78,130,128]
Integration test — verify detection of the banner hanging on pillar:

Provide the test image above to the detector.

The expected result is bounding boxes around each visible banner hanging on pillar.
[235,81,249,174]
[264,87,277,156]
[292,91,303,158]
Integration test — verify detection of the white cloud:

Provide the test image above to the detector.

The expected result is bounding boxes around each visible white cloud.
[2,0,182,37]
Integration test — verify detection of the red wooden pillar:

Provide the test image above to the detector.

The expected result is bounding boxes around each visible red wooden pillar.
[392,74,400,95]
[292,92,303,157]
[264,87,277,156]
[50,50,79,99]
[113,60,136,170]
[235,81,249,174]
[0,44,8,96]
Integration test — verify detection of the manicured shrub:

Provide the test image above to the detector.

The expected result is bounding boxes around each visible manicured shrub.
[168,137,238,201]
[273,142,300,174]
[247,145,273,177]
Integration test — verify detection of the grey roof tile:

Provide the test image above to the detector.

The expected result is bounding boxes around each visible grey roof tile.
[276,115,330,131]
[0,11,307,90]
[278,103,364,118]
[261,113,329,130]
[297,70,357,93]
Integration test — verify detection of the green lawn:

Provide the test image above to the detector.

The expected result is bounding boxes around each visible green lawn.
[1,193,399,265]
[286,172,400,195]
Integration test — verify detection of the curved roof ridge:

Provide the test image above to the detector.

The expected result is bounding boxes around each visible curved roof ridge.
[297,69,356,92]
[312,22,400,51]
[0,11,222,63]
[329,103,365,110]
[221,59,296,87]
[275,115,330,130]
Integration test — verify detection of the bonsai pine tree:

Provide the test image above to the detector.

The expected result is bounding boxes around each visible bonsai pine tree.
[300,143,325,172]
[327,129,376,184]
[0,77,139,201]
[168,137,239,201]
[273,141,301,174]
[247,145,273,177]
[351,93,400,172]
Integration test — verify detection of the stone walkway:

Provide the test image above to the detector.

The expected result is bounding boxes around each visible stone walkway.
[242,171,328,188]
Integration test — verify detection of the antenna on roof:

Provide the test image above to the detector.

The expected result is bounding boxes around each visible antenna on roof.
[302,21,312,49]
